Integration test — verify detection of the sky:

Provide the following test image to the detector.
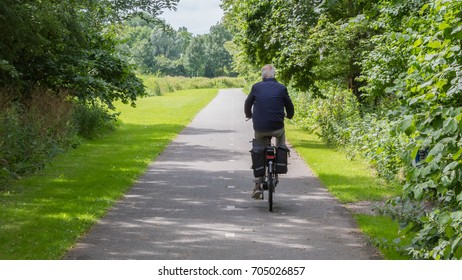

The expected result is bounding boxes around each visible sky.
[160,0,224,35]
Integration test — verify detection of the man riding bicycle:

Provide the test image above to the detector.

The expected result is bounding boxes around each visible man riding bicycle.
[244,64,295,199]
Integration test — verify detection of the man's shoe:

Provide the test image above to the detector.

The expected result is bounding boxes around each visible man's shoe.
[252,183,262,199]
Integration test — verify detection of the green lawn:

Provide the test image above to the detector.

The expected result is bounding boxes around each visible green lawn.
[286,124,399,203]
[355,214,412,260]
[0,89,218,259]
[286,123,410,259]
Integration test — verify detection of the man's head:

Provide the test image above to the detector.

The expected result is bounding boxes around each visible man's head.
[261,64,276,79]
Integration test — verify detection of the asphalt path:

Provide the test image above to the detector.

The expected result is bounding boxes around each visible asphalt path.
[65,88,380,260]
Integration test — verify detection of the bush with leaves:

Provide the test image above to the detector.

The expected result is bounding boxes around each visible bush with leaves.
[290,84,407,182]
[0,89,77,180]
[73,103,118,140]
[293,85,361,147]
[373,0,462,259]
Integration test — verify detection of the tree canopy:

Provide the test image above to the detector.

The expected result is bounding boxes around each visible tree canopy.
[0,0,179,106]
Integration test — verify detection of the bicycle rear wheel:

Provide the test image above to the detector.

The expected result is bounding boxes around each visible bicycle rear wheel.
[268,174,274,212]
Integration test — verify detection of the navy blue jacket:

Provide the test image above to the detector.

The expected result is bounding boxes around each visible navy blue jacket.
[244,78,294,131]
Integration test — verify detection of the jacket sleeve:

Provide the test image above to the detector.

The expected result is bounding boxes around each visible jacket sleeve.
[284,89,295,119]
[244,88,255,119]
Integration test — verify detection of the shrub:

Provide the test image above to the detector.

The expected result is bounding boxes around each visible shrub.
[348,114,408,182]
[290,84,408,182]
[291,85,361,147]
[139,75,246,95]
[0,88,77,182]
[73,102,118,139]
[388,0,462,259]
[0,87,119,186]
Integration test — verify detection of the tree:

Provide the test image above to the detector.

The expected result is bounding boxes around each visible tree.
[105,0,179,22]
[204,23,234,77]
[222,0,321,90]
[185,36,206,77]
[120,19,192,76]
[0,0,179,106]
[222,0,378,98]
[120,20,235,78]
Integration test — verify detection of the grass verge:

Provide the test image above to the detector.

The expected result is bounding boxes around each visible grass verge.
[0,88,218,259]
[286,123,411,259]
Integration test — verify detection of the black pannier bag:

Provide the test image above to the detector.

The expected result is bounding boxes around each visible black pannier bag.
[250,139,265,177]
[275,145,290,174]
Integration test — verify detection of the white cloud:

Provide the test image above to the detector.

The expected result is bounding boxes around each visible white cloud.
[160,0,224,35]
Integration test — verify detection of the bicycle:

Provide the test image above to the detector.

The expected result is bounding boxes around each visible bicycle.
[259,137,279,212]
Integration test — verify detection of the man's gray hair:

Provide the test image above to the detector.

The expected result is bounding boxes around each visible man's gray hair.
[261,64,276,79]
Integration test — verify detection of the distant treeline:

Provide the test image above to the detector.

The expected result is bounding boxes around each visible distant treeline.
[121,19,236,78]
